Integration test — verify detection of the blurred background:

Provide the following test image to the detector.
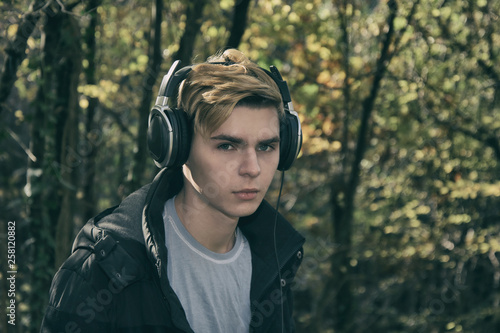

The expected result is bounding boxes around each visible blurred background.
[1,0,499,332]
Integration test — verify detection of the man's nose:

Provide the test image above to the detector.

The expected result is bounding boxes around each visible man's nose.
[239,149,261,177]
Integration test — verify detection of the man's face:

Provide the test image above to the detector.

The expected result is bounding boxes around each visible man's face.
[182,105,280,220]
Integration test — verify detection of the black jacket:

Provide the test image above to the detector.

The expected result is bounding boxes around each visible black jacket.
[40,168,305,332]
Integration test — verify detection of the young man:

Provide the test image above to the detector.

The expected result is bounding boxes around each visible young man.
[41,49,305,332]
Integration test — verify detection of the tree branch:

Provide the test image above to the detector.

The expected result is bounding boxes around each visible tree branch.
[346,0,398,207]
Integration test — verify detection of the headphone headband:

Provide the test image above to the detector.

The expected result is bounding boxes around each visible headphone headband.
[155,60,193,107]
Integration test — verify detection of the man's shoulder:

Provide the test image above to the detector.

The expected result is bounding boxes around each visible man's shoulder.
[60,232,150,289]
[54,181,161,292]
[47,232,152,320]
[87,183,152,246]
[43,231,165,331]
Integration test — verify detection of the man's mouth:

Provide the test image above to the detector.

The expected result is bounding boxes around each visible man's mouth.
[233,189,259,201]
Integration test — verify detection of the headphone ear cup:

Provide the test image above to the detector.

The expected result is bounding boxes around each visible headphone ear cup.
[147,107,171,168]
[170,107,191,167]
[147,107,191,168]
[278,113,302,171]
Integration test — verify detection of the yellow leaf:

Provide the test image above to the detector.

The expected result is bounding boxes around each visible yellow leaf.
[7,24,18,38]
[79,98,89,109]
[416,205,430,215]
[316,70,331,85]
[137,54,149,66]
[350,57,363,70]
[446,322,456,330]
[448,214,471,224]
[322,118,335,135]
[394,17,407,31]
[15,110,24,122]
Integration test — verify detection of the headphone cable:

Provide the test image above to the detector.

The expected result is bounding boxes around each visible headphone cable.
[273,170,285,333]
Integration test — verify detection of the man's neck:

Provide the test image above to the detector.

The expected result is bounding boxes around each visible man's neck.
[174,188,238,254]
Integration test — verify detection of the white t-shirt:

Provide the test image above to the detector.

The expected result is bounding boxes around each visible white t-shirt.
[163,196,252,332]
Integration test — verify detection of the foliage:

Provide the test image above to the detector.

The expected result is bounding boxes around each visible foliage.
[0,0,499,332]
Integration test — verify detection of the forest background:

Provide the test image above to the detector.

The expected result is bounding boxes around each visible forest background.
[0,0,499,332]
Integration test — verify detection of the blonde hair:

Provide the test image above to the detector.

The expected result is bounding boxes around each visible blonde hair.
[178,49,284,137]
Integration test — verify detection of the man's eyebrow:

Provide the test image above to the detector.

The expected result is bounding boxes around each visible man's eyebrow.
[210,134,280,145]
[210,134,245,145]
[259,136,280,145]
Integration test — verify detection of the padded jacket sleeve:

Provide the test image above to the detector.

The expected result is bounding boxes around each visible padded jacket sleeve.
[40,247,116,333]
[40,234,148,333]
[40,267,114,332]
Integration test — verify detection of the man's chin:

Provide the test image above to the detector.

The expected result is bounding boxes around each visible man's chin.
[234,201,263,218]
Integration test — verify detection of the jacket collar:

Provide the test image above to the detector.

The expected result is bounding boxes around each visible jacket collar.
[142,167,183,278]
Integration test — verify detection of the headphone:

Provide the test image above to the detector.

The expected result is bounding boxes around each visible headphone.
[147,60,302,171]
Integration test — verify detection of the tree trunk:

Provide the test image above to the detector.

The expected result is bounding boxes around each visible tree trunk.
[226,0,251,49]
[174,0,209,64]
[27,5,83,329]
[54,14,83,269]
[0,0,44,115]
[26,9,60,332]
[126,0,163,193]
[82,0,102,221]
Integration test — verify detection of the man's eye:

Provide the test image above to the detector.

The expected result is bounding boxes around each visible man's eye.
[259,144,275,152]
[218,143,234,151]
